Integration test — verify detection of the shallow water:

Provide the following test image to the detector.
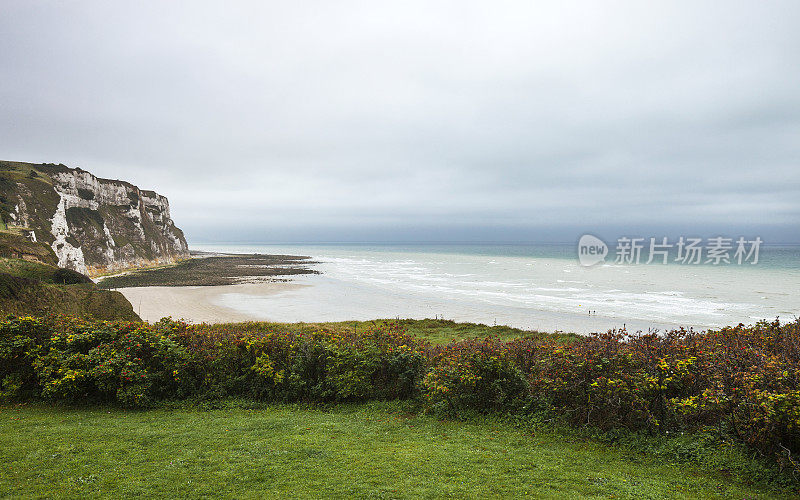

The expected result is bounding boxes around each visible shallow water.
[193,243,800,334]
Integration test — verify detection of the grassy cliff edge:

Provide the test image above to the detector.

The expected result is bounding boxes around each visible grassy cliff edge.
[0,257,139,321]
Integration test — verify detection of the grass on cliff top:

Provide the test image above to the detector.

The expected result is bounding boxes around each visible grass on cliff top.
[0,161,53,184]
[0,257,140,321]
[0,402,787,499]
[0,275,140,321]
[193,318,580,344]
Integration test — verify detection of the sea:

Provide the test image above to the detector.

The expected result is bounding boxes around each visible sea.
[192,242,799,334]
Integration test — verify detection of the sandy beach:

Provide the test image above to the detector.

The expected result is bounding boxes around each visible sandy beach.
[108,244,800,333]
[118,282,305,323]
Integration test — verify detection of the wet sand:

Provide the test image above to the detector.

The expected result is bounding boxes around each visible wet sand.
[118,282,306,323]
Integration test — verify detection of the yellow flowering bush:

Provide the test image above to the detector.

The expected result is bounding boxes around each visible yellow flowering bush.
[1,315,797,470]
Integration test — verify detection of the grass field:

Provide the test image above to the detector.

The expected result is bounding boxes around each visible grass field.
[0,402,786,499]
[192,318,579,345]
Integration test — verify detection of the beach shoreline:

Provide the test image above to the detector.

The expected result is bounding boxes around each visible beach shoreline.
[110,244,798,333]
[118,277,683,334]
[118,282,306,323]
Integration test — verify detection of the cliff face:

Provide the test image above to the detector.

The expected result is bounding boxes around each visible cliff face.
[0,161,189,276]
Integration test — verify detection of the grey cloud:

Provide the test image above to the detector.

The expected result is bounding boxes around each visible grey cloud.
[1,0,798,243]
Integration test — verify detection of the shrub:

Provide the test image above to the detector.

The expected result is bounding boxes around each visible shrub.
[0,316,53,399]
[0,314,797,472]
[6,317,192,407]
[423,337,528,416]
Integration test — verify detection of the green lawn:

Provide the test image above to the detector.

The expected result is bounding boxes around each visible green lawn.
[377,318,577,344]
[194,318,579,345]
[0,402,783,499]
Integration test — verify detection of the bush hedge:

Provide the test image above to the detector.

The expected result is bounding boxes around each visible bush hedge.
[1,315,797,471]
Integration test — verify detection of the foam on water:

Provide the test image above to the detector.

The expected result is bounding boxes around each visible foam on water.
[195,243,800,333]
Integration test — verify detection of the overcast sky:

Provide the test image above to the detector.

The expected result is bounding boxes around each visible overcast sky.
[2,1,798,243]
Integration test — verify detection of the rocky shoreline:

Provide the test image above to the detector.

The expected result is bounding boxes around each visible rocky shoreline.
[97,251,319,288]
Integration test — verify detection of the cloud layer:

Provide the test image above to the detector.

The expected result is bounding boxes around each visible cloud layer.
[2,1,798,242]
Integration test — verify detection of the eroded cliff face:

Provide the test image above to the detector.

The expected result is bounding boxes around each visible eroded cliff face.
[0,161,189,275]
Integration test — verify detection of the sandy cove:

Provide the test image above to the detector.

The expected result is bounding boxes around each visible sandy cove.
[118,282,305,324]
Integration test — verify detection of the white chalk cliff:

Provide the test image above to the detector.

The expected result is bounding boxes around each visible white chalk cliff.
[0,161,189,275]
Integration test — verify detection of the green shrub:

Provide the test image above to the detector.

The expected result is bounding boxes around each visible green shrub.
[0,316,51,399]
[0,314,797,473]
[423,338,528,416]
